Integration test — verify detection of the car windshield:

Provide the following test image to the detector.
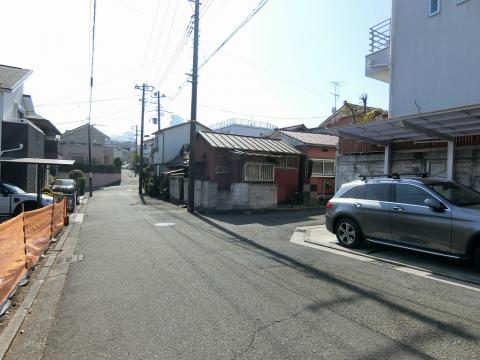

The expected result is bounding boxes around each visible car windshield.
[54,179,74,186]
[427,182,480,206]
[2,183,26,194]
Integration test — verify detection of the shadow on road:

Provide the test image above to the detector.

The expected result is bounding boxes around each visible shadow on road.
[188,212,477,347]
[196,209,324,227]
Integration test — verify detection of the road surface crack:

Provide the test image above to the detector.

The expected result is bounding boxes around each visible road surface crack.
[232,309,304,360]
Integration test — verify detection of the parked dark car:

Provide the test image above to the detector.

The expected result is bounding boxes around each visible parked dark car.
[52,179,78,212]
[326,176,480,270]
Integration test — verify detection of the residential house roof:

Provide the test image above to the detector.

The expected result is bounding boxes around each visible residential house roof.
[276,130,338,147]
[198,131,301,154]
[63,124,110,140]
[0,64,32,91]
[278,124,309,132]
[22,95,61,136]
[151,121,210,135]
[318,102,387,129]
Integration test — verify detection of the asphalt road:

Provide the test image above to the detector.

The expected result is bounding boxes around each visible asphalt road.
[10,170,480,359]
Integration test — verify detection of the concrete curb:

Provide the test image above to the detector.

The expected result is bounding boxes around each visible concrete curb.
[0,205,78,360]
[301,225,480,288]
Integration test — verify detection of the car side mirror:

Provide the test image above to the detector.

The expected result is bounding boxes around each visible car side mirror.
[424,198,445,211]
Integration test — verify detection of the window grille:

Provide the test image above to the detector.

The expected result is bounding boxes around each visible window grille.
[244,162,274,182]
[311,160,335,177]
[215,165,230,174]
[276,157,297,170]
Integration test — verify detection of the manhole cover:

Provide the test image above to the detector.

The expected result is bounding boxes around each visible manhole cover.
[155,223,175,227]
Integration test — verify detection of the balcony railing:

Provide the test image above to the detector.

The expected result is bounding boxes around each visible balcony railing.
[369,18,391,53]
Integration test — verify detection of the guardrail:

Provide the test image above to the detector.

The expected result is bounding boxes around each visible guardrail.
[0,199,67,316]
[369,18,391,53]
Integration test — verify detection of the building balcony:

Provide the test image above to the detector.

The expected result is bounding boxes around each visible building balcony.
[365,18,391,83]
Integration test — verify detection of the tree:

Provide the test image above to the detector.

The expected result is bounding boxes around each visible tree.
[113,157,122,169]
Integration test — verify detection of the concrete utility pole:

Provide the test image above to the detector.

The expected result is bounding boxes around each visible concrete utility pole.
[87,0,97,198]
[187,0,200,213]
[154,91,165,132]
[135,83,154,195]
[132,125,138,177]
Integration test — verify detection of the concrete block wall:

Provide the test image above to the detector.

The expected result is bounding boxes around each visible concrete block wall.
[247,183,276,209]
[169,177,182,202]
[194,180,277,211]
[336,146,480,191]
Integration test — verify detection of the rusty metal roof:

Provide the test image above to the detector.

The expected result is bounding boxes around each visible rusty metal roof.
[279,130,338,146]
[198,131,301,154]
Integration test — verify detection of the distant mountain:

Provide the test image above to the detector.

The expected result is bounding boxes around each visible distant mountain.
[109,131,136,142]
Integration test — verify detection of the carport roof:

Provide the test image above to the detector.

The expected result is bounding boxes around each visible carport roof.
[325,104,480,145]
[0,158,75,165]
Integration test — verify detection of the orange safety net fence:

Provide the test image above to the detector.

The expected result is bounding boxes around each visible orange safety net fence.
[52,199,66,237]
[24,204,53,269]
[0,214,27,309]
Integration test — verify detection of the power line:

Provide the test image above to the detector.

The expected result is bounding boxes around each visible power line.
[36,95,138,107]
[154,0,180,81]
[156,19,193,87]
[224,52,330,99]
[141,0,163,78]
[167,0,271,101]
[146,0,172,80]
[198,103,330,120]
[199,0,270,70]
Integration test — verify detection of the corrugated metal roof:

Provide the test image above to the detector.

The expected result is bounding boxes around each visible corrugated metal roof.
[0,64,32,90]
[198,131,300,154]
[329,104,480,145]
[279,130,338,146]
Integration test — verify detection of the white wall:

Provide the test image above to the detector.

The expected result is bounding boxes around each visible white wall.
[153,123,209,165]
[216,124,274,138]
[1,85,25,121]
[390,0,480,117]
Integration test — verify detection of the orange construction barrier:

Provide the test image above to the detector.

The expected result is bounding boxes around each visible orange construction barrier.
[0,214,27,310]
[52,199,66,237]
[24,204,53,269]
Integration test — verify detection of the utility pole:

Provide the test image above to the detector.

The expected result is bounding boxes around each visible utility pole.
[187,0,200,213]
[330,81,345,114]
[135,83,154,195]
[154,91,165,132]
[132,125,138,177]
[87,0,97,198]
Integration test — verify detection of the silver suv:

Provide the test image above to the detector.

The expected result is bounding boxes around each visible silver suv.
[325,176,480,270]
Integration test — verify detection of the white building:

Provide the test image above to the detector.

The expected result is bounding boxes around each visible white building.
[211,119,275,138]
[330,0,480,188]
[366,0,480,117]
[152,122,210,175]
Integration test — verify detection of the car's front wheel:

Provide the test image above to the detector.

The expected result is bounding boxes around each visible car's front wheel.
[473,244,480,271]
[335,218,363,248]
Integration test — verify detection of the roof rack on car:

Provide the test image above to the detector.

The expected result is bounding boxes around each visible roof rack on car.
[359,172,430,181]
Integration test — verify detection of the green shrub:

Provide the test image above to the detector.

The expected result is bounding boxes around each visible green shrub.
[69,169,86,195]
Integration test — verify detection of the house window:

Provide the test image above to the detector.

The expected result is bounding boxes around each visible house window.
[311,159,335,177]
[429,0,440,16]
[215,165,230,174]
[244,162,274,182]
[276,156,297,170]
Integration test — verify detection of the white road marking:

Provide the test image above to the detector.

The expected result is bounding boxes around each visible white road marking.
[155,222,175,227]
[290,230,480,293]
[73,213,84,224]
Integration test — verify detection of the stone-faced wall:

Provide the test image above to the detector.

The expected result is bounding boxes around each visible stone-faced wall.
[336,145,480,191]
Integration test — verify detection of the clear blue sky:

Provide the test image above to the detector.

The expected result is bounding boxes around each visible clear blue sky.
[2,0,391,137]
